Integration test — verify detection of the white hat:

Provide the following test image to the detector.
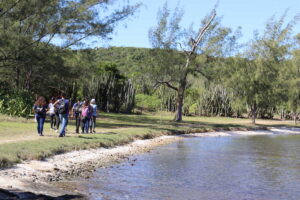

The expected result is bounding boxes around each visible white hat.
[91,99,96,104]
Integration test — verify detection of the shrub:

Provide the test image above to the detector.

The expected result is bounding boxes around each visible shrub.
[135,94,162,112]
[0,89,33,118]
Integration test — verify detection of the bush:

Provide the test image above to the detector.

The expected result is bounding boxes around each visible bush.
[0,89,33,118]
[135,94,162,112]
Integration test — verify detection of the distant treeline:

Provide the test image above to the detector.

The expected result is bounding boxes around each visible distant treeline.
[1,45,300,121]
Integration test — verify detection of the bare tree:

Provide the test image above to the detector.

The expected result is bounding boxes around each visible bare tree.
[149,4,217,121]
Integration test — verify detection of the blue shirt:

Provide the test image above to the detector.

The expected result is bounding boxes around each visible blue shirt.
[92,104,97,116]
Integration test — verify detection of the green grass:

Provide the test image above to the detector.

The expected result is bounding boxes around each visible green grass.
[0,112,298,168]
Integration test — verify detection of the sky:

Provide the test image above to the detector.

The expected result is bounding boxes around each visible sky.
[88,0,300,48]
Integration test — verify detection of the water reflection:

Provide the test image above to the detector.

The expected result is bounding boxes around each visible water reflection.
[77,135,300,200]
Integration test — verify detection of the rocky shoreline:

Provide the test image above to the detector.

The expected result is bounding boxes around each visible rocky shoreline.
[1,127,300,199]
[0,135,183,199]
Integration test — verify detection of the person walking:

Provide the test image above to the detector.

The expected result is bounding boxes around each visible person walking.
[54,96,61,132]
[90,99,97,133]
[33,96,48,136]
[54,93,69,137]
[81,99,92,133]
[72,98,82,133]
[49,97,56,130]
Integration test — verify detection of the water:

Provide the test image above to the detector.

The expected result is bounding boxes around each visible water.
[77,134,300,200]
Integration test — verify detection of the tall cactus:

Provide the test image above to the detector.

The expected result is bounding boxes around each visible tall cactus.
[83,69,135,113]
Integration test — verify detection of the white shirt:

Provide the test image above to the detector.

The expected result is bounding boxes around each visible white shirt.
[49,103,55,114]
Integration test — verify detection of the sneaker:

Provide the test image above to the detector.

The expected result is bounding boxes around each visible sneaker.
[55,130,58,133]
[93,130,96,133]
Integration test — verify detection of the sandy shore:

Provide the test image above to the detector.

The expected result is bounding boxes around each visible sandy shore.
[1,127,300,198]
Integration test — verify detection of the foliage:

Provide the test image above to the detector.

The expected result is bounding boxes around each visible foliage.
[135,94,162,112]
[83,62,135,113]
[0,0,299,123]
[0,0,140,116]
[0,87,33,117]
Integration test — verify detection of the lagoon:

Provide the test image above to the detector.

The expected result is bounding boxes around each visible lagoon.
[76,134,300,200]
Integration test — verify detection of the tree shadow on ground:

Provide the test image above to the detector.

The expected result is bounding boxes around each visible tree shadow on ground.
[0,188,85,200]
[66,119,156,129]
[102,114,257,130]
[103,114,171,126]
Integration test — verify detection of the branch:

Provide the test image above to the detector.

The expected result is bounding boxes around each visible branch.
[190,9,216,54]
[176,42,190,56]
[0,0,22,18]
[61,32,94,49]
[194,66,209,79]
[154,80,178,91]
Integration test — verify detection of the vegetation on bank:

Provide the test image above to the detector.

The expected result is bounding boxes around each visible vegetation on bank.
[1,1,299,123]
[0,113,299,168]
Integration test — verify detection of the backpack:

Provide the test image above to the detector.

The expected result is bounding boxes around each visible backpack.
[82,105,92,117]
[74,102,82,113]
[54,104,59,114]
[58,100,66,114]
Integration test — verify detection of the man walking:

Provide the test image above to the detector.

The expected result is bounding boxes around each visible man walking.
[54,93,69,137]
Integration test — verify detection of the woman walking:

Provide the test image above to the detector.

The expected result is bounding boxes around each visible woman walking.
[90,99,97,133]
[49,97,56,130]
[72,98,83,133]
[33,96,48,136]
[81,99,92,133]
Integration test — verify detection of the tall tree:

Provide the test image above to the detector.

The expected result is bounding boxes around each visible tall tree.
[148,3,236,121]
[227,14,298,124]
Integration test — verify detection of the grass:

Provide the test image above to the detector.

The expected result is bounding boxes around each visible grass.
[0,112,298,168]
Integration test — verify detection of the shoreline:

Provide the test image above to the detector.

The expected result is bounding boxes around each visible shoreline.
[1,127,300,199]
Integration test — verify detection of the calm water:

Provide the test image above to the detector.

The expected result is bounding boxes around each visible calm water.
[78,134,300,200]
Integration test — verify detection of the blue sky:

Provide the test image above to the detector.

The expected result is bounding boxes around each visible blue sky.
[90,0,300,48]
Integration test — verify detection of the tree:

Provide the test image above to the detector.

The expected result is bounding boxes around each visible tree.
[0,0,140,92]
[147,3,236,121]
[227,14,298,124]
[280,34,300,123]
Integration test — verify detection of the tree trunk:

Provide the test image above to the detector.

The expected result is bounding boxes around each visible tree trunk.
[15,66,20,88]
[294,113,297,125]
[174,80,186,122]
[251,102,257,124]
[174,90,184,122]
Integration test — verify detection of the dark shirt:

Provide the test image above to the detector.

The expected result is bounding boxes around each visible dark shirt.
[61,98,70,116]
[73,102,82,115]
[33,105,48,117]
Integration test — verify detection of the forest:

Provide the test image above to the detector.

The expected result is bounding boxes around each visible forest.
[0,0,300,124]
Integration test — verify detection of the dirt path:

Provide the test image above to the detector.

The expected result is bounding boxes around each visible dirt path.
[0,127,135,144]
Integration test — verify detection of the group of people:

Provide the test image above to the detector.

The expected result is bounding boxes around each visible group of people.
[33,93,98,137]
